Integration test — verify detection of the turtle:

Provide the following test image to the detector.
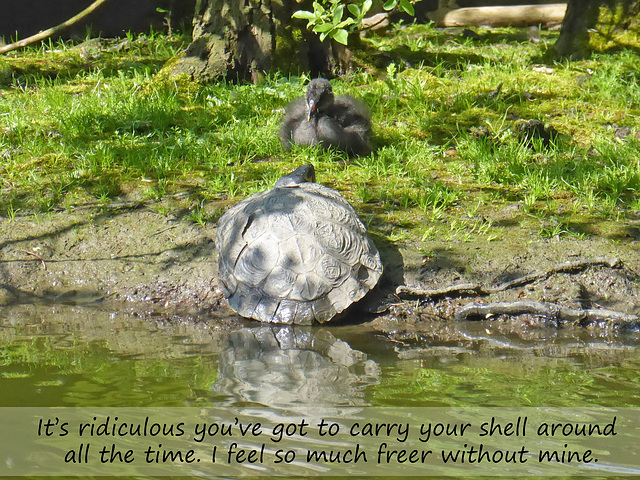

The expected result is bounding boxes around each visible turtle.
[216,164,382,325]
[279,78,372,156]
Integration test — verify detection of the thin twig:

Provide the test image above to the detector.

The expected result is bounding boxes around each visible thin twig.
[396,257,622,298]
[0,0,109,55]
[19,248,46,270]
[454,300,639,323]
[152,225,178,237]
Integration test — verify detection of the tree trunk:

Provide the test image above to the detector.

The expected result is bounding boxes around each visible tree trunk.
[553,0,602,58]
[166,0,351,83]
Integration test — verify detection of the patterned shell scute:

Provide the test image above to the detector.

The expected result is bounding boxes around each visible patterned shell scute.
[216,182,382,325]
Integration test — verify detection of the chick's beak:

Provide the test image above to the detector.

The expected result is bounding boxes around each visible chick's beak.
[307,99,316,121]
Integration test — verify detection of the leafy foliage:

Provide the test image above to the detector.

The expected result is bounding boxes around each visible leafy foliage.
[292,0,420,45]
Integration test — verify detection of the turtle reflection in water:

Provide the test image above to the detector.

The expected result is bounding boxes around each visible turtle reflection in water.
[212,326,380,406]
[216,164,382,324]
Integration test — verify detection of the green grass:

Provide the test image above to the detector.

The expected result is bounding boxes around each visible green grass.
[0,24,639,244]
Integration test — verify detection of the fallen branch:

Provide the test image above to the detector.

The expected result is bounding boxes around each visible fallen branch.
[360,13,390,32]
[455,300,639,323]
[396,257,621,298]
[0,0,109,55]
[433,4,567,28]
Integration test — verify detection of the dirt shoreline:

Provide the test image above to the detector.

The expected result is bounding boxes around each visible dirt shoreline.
[1,198,638,334]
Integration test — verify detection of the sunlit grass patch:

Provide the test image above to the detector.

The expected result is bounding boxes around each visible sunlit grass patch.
[0,25,638,244]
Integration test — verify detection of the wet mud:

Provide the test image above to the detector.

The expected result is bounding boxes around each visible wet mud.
[0,198,638,343]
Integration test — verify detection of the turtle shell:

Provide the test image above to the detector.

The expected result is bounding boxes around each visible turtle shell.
[216,182,382,325]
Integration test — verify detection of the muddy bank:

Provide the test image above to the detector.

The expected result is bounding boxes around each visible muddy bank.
[0,198,223,315]
[0,197,638,336]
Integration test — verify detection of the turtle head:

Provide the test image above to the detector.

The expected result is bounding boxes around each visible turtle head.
[274,164,316,187]
[306,78,334,121]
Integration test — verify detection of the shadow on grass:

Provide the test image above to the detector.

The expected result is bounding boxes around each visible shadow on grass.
[466,29,556,46]
[370,46,489,71]
[7,58,168,85]
[2,36,186,87]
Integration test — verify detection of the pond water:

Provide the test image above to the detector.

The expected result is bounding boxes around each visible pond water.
[1,304,639,476]
[2,304,639,409]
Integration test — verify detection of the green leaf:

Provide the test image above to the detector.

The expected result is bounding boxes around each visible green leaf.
[332,28,349,45]
[362,0,373,16]
[347,4,360,17]
[335,18,355,29]
[312,1,325,14]
[399,0,415,16]
[383,0,397,11]
[292,10,317,20]
[319,31,330,42]
[314,23,334,33]
[333,4,344,25]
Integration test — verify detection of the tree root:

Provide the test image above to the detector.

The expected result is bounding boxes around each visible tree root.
[395,256,638,324]
[454,300,639,323]
[396,257,622,298]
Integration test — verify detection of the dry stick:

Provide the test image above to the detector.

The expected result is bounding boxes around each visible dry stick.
[152,225,179,237]
[396,257,622,298]
[18,249,46,270]
[455,301,639,323]
[396,282,481,298]
[0,0,110,55]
